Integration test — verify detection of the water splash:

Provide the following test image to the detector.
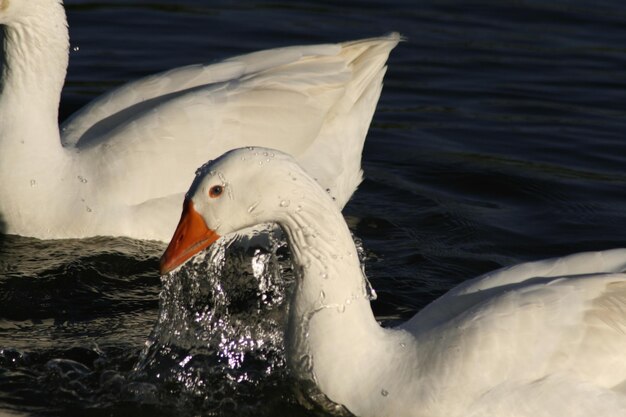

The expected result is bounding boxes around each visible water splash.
[128,225,376,414]
[133,227,295,413]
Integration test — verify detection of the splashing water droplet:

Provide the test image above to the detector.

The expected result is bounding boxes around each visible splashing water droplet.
[298,354,313,374]
[280,200,290,207]
[178,355,192,367]
[135,228,294,407]
[362,266,378,301]
[247,201,259,213]
[302,258,312,270]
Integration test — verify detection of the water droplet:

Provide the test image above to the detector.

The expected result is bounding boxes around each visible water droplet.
[30,179,36,187]
[381,389,389,397]
[320,272,328,279]
[337,304,346,313]
[320,290,325,300]
[178,355,192,367]
[399,342,406,348]
[363,272,378,301]
[86,206,92,212]
[247,202,259,213]
[298,355,313,373]
[263,151,269,156]
[77,175,88,183]
[72,46,80,52]
[280,200,290,207]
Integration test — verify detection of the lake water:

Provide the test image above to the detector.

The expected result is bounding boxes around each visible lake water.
[2,0,626,416]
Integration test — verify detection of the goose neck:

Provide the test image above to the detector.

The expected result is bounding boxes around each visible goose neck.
[276,181,400,411]
[280,189,369,311]
[0,1,69,122]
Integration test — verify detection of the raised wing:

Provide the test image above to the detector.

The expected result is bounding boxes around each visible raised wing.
[60,42,343,147]
[65,34,400,215]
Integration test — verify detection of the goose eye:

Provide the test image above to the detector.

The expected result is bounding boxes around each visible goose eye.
[209,185,223,198]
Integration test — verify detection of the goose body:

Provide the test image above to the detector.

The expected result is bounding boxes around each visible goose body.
[160,147,626,417]
[0,0,398,241]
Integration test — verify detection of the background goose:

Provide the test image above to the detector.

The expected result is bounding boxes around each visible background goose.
[161,147,626,417]
[0,0,398,241]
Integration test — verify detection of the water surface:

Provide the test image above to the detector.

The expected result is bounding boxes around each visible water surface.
[2,0,626,415]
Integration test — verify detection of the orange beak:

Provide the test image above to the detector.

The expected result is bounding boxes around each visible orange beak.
[159,199,220,275]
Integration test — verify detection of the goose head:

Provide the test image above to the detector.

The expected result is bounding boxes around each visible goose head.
[160,147,315,274]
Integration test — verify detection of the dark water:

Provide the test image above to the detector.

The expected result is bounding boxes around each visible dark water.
[2,0,626,415]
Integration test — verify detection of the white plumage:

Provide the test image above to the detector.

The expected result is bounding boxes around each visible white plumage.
[0,0,398,241]
[161,147,626,417]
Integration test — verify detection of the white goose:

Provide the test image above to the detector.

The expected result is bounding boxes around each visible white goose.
[160,147,626,417]
[0,0,399,241]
